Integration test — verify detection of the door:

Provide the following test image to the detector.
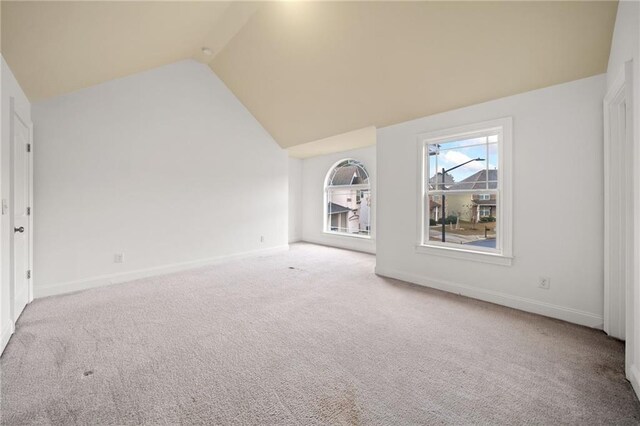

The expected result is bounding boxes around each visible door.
[10,98,32,322]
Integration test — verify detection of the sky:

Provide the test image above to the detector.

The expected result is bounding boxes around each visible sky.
[428,136,498,183]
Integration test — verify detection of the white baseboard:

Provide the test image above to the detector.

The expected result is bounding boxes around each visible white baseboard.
[35,245,289,299]
[375,266,604,329]
[630,364,640,401]
[301,237,376,255]
[1,320,15,356]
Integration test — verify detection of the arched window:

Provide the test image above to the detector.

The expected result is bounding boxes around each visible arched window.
[324,159,371,237]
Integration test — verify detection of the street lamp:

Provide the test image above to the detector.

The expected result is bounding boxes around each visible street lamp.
[441,158,485,242]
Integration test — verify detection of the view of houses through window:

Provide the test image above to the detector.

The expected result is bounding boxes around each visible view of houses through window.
[425,133,499,250]
[325,159,371,237]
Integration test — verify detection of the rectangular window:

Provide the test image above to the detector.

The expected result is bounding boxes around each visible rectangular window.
[479,206,492,217]
[418,118,512,264]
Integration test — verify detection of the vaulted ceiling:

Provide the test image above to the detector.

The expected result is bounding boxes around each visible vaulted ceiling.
[211,1,617,148]
[2,1,618,150]
[1,1,259,100]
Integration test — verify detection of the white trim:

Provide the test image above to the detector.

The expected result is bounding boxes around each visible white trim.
[1,320,15,356]
[28,122,34,304]
[415,244,512,266]
[630,364,640,400]
[322,230,371,240]
[35,245,289,298]
[603,64,634,342]
[299,238,375,255]
[416,117,513,262]
[300,236,375,255]
[375,266,603,328]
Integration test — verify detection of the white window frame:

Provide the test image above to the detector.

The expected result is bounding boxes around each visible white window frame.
[324,158,372,239]
[416,117,513,266]
[478,194,491,201]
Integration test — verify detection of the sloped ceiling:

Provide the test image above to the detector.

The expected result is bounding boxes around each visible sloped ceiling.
[1,1,259,101]
[211,1,617,148]
[2,1,617,150]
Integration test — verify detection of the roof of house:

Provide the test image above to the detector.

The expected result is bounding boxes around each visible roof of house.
[329,164,369,186]
[449,169,498,190]
[428,172,455,189]
[327,202,353,214]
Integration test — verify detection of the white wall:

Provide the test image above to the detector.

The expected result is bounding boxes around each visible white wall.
[606,0,640,399]
[300,146,376,254]
[376,75,606,328]
[33,60,288,297]
[288,157,303,243]
[1,56,32,353]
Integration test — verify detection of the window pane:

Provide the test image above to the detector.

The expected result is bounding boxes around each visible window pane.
[426,134,499,192]
[425,192,498,250]
[328,159,369,186]
[327,188,371,235]
[427,143,488,187]
[437,136,487,150]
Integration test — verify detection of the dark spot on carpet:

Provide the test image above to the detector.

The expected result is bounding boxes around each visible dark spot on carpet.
[83,370,94,377]
[593,362,624,380]
[289,266,295,269]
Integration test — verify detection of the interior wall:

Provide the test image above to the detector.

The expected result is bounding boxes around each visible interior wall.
[300,146,376,254]
[606,0,640,398]
[288,157,303,243]
[376,74,606,328]
[1,55,31,354]
[33,60,288,297]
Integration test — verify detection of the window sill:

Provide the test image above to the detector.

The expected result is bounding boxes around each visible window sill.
[323,231,372,240]
[415,244,512,266]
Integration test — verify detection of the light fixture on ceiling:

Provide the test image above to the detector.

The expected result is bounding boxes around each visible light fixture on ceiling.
[201,47,213,56]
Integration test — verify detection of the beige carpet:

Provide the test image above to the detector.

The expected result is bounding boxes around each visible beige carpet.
[1,243,639,425]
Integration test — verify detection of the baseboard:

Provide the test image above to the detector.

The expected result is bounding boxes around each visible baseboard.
[375,266,604,329]
[301,237,376,255]
[1,320,15,356]
[630,364,640,401]
[35,245,290,299]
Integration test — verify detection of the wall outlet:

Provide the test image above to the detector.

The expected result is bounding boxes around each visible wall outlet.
[538,277,550,289]
[114,253,124,263]
[260,236,264,243]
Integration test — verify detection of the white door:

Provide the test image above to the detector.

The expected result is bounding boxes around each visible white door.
[11,99,32,322]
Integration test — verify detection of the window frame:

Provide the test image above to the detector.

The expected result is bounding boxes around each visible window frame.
[324,158,372,239]
[416,117,513,266]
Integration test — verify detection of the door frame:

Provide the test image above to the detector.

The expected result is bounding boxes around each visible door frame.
[9,96,34,325]
[603,60,635,371]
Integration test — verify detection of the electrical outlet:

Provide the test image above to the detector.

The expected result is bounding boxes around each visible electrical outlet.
[114,253,124,263]
[260,236,264,243]
[538,277,550,289]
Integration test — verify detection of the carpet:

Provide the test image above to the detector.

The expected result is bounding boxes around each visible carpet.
[1,243,639,424]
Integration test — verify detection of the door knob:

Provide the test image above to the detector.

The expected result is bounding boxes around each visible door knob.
[14,226,24,233]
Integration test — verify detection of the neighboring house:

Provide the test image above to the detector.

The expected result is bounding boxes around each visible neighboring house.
[327,202,353,232]
[429,170,498,222]
[427,172,454,221]
[428,171,455,190]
